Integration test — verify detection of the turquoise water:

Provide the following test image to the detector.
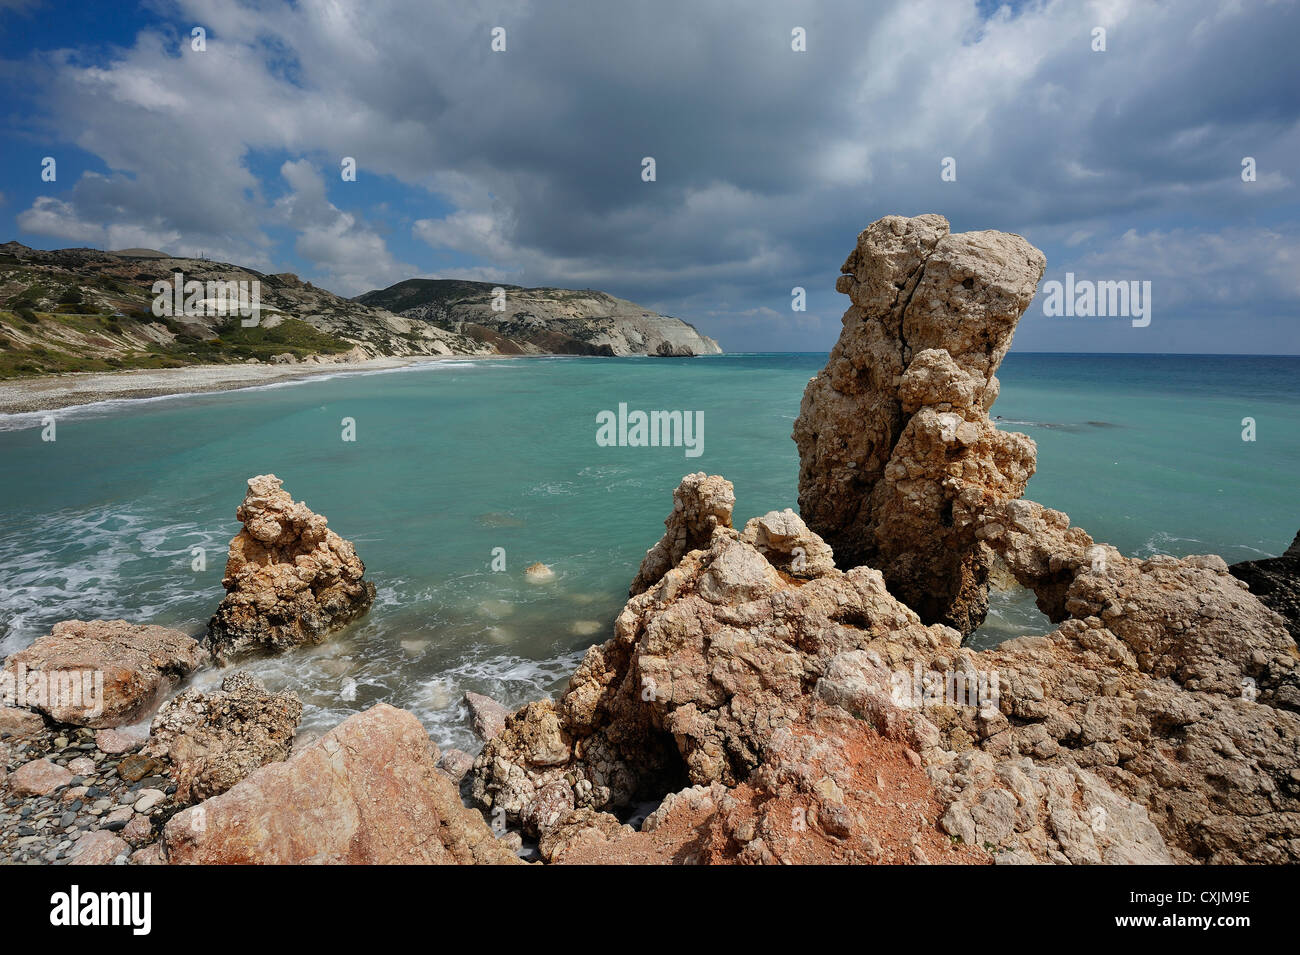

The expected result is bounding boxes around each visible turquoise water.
[0,353,1295,747]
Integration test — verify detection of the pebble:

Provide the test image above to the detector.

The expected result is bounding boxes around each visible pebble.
[1,723,175,865]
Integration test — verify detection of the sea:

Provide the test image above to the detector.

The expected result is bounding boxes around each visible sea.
[0,353,1295,750]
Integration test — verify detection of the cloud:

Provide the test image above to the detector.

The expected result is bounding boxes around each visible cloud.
[4,0,1298,351]
[272,160,418,295]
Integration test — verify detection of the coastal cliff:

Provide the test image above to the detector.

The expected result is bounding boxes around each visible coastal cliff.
[0,242,719,381]
[355,279,722,357]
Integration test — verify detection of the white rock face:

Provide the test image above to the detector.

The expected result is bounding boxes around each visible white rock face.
[357,281,723,357]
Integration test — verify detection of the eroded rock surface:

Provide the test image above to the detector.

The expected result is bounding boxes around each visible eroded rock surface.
[473,462,1300,864]
[145,671,302,802]
[792,214,1044,634]
[471,474,1162,863]
[629,471,735,595]
[207,474,376,662]
[164,704,520,865]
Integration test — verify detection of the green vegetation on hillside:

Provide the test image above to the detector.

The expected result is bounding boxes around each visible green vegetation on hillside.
[0,311,353,380]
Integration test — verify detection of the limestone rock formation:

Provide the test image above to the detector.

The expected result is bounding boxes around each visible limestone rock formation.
[629,471,736,595]
[356,279,723,357]
[1,620,207,728]
[145,671,302,802]
[473,463,1300,864]
[792,214,1045,634]
[207,474,376,662]
[1229,529,1300,643]
[164,704,520,864]
[471,474,1153,862]
[740,508,837,579]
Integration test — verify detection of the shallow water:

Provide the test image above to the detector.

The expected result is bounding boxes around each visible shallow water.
[0,353,1295,748]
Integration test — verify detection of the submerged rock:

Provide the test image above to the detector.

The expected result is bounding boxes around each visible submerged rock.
[792,214,1044,635]
[1,620,207,728]
[524,561,555,582]
[164,703,520,865]
[206,474,376,663]
[145,671,302,802]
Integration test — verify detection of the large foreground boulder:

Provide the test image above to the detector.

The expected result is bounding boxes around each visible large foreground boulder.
[145,671,302,802]
[1,620,207,728]
[164,703,520,864]
[792,214,1044,635]
[207,474,376,663]
[471,474,1172,864]
[474,464,1300,864]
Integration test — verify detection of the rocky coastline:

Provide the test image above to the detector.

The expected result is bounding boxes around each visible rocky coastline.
[2,214,1296,865]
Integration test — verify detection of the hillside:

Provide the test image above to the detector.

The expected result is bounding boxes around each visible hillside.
[355,279,722,357]
[0,242,492,379]
[0,243,720,381]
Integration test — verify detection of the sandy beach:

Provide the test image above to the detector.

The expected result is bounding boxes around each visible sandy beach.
[0,354,503,416]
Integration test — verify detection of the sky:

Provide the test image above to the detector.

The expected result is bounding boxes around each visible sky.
[0,0,1297,354]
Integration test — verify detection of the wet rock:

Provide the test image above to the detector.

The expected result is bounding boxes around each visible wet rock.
[207,474,376,662]
[436,748,474,784]
[524,562,555,582]
[2,620,207,727]
[464,691,510,742]
[1230,529,1300,643]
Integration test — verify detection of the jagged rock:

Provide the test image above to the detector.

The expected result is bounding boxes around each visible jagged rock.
[740,509,837,579]
[145,671,302,802]
[792,214,1045,635]
[464,691,510,742]
[475,464,1300,864]
[629,472,735,595]
[164,704,521,865]
[207,474,376,663]
[471,473,968,837]
[1,620,207,727]
[1230,530,1300,643]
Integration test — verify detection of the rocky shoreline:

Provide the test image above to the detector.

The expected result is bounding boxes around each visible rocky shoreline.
[2,214,1297,865]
